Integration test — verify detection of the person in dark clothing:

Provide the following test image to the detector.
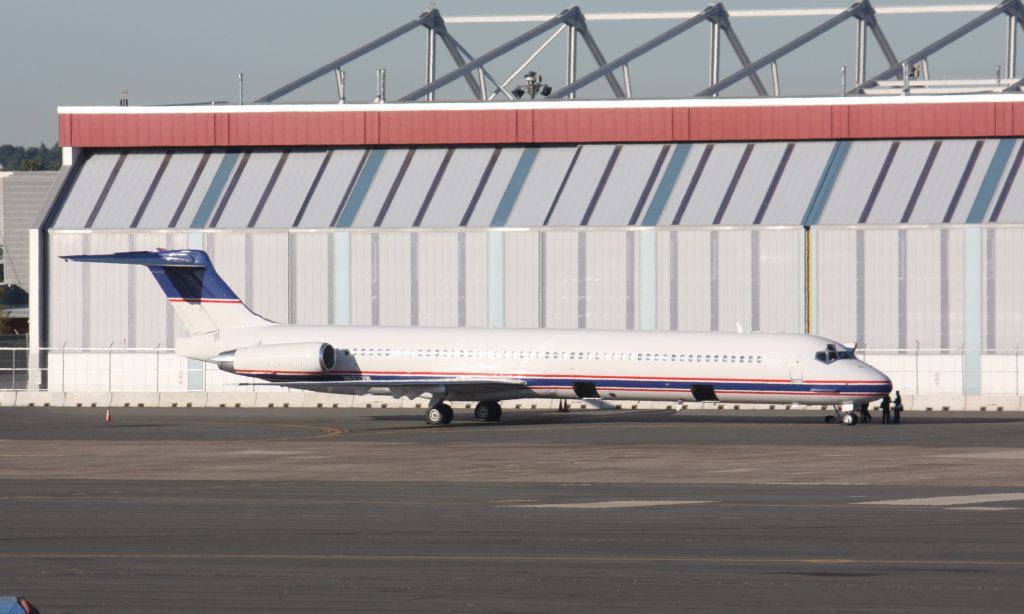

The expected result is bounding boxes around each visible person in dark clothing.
[893,391,903,423]
[880,394,892,423]
[858,403,872,423]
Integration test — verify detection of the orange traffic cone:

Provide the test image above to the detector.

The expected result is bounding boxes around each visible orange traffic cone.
[105,410,111,423]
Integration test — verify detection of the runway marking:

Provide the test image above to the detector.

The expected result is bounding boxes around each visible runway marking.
[936,450,1024,460]
[8,552,1024,567]
[501,500,714,509]
[855,493,1024,507]
[949,506,1017,511]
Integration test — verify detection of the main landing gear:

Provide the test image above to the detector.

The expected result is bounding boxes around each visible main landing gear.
[474,401,502,422]
[425,404,454,426]
[424,401,504,426]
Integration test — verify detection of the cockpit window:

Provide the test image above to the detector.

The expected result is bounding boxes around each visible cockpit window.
[815,343,854,364]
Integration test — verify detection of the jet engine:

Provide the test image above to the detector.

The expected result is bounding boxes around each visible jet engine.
[212,342,336,375]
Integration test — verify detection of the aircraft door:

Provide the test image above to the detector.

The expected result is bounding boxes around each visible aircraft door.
[789,359,804,383]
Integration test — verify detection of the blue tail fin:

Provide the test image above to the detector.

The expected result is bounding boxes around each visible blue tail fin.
[61,249,272,333]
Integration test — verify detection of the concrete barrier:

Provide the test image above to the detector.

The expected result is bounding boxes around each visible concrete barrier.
[302,392,345,408]
[964,395,1021,412]
[110,392,161,407]
[157,392,208,408]
[0,391,17,406]
[14,391,62,407]
[911,395,962,411]
[206,391,257,408]
[254,392,304,408]
[61,392,112,408]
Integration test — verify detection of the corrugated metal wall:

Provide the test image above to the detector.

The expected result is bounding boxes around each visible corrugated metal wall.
[1,171,57,290]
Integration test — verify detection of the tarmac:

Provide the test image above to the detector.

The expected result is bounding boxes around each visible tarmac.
[2,405,1023,613]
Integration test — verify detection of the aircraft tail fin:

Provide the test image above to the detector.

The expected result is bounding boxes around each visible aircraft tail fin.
[61,249,272,335]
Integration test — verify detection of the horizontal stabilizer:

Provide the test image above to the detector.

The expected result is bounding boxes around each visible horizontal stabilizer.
[61,250,205,268]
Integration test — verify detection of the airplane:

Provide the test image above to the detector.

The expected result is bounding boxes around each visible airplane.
[62,249,892,426]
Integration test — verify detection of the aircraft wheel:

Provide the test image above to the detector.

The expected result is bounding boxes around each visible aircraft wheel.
[841,412,857,426]
[474,401,502,422]
[426,404,454,426]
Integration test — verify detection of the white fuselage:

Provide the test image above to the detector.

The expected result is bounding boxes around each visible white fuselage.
[182,325,892,406]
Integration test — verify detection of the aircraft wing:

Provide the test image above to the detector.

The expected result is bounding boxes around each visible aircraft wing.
[247,378,529,398]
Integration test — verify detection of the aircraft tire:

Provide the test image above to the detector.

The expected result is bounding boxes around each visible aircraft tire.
[426,405,453,426]
[841,413,857,426]
[474,401,502,422]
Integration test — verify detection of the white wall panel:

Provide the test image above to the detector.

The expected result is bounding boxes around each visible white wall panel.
[349,232,374,326]
[48,233,86,347]
[863,229,900,348]
[814,228,857,343]
[420,149,493,228]
[463,233,490,327]
[584,231,628,330]
[717,230,753,333]
[909,141,980,224]
[757,228,803,333]
[377,232,412,326]
[85,233,134,348]
[293,232,329,325]
[904,229,942,348]
[542,230,579,329]
[504,231,540,328]
[249,233,290,323]
[415,232,459,327]
[675,230,711,330]
[991,227,1024,349]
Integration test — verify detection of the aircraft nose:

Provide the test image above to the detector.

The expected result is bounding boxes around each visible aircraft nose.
[871,365,893,395]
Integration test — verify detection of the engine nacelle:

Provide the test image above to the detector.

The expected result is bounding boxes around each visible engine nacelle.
[212,342,336,376]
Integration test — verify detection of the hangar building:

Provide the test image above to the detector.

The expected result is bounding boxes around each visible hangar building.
[32,94,1024,408]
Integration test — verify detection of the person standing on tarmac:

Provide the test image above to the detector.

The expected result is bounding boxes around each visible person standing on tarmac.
[880,394,892,423]
[858,403,872,423]
[893,391,904,423]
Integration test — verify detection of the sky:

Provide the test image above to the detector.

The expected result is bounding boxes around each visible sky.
[0,0,1017,145]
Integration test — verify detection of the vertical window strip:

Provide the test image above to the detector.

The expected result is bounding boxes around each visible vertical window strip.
[629,144,671,225]
[293,151,334,227]
[542,146,583,226]
[712,144,754,225]
[641,144,689,226]
[190,152,239,228]
[413,148,454,227]
[461,148,501,226]
[169,153,210,228]
[580,145,623,226]
[373,150,415,227]
[671,145,714,225]
[988,141,1024,222]
[857,142,899,224]
[966,139,1015,223]
[752,143,795,225]
[801,140,850,226]
[942,141,983,223]
[490,148,535,227]
[900,142,942,224]
[335,149,384,228]
[130,153,171,228]
[208,151,251,228]
[84,153,127,228]
[249,152,290,227]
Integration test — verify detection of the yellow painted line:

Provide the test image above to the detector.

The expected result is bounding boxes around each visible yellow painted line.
[8,553,1024,566]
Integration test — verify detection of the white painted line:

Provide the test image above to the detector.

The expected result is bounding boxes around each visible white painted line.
[950,506,1017,511]
[502,500,714,509]
[855,493,1024,507]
